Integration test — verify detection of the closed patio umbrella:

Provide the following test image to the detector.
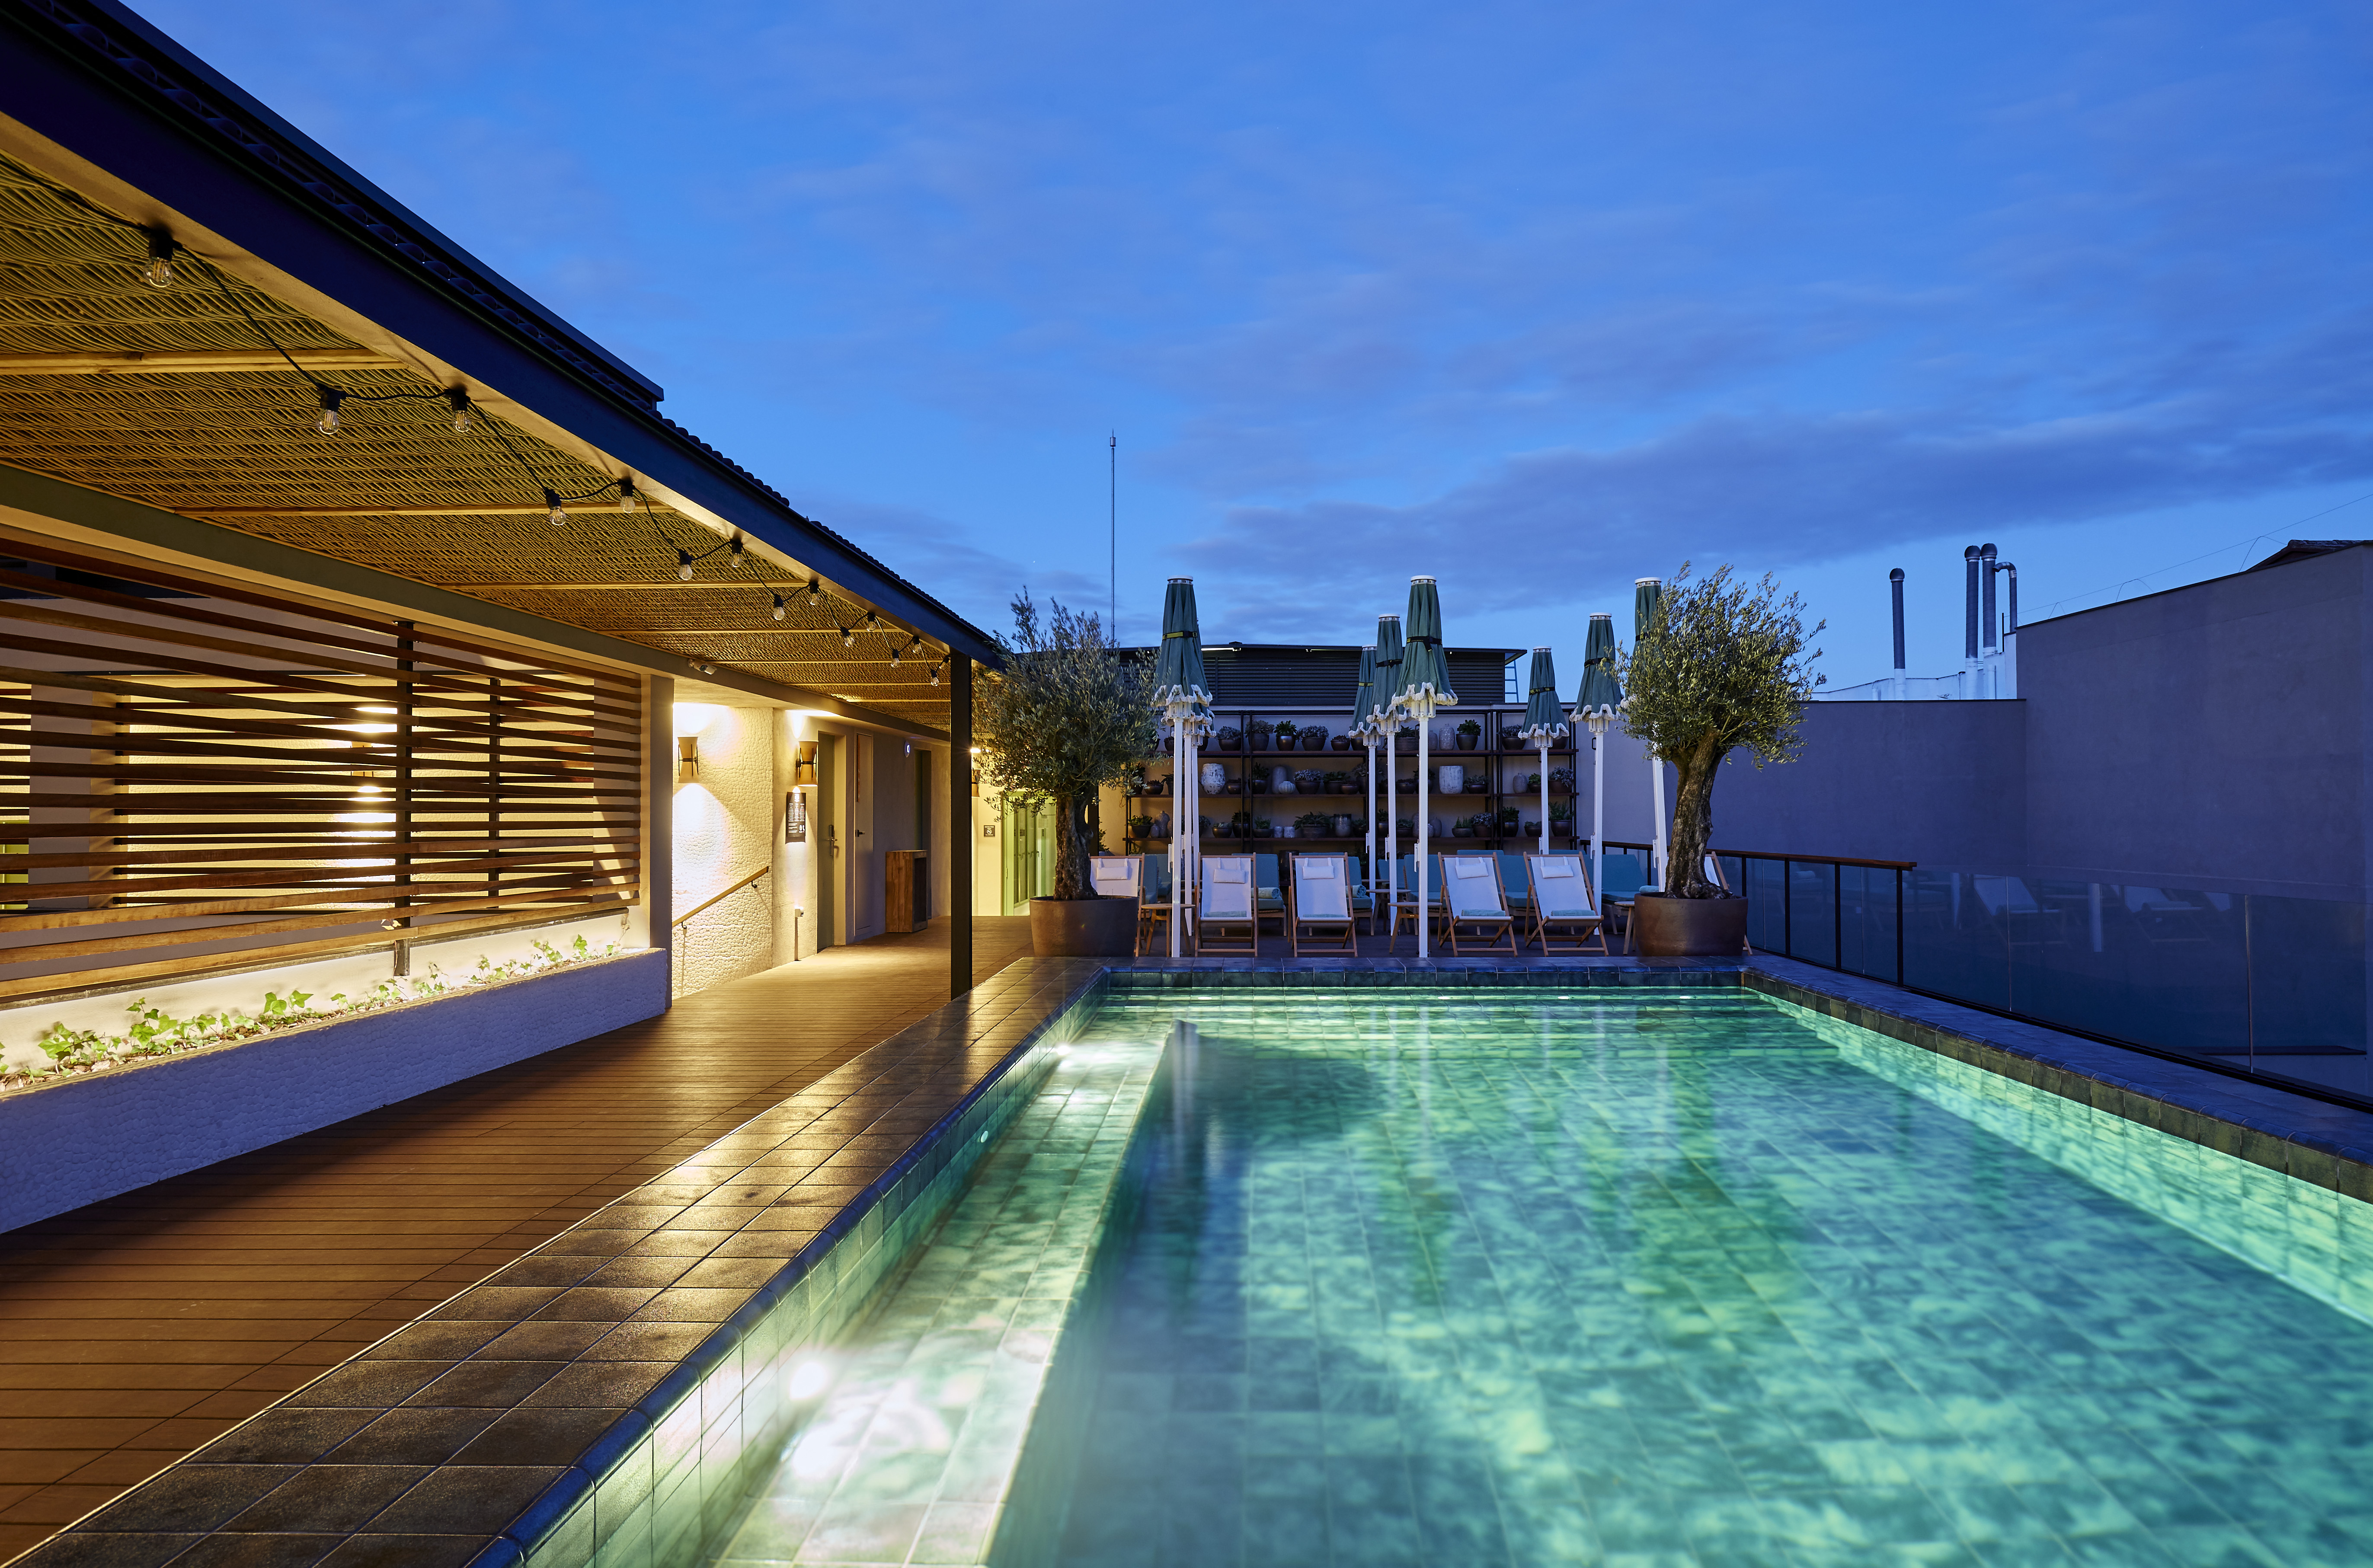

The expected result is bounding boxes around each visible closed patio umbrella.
[1392,577,1457,959]
[1352,645,1379,906]
[1574,613,1622,898]
[1151,578,1213,956]
[1371,614,1406,939]
[1634,578,1664,888]
[1518,647,1565,857]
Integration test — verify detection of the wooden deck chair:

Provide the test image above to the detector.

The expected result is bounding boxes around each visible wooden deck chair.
[1441,853,1518,956]
[1138,853,1173,950]
[1389,853,1446,947]
[1525,854,1606,955]
[1195,855,1259,955]
[1496,852,1534,922]
[1091,855,1151,955]
[1288,854,1357,955]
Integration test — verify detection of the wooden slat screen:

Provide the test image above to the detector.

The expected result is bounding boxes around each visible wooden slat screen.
[0,540,643,1001]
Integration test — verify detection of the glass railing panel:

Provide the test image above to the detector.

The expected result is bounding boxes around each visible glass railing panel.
[1785,860,1838,968]
[2246,893,2371,1099]
[1734,857,1787,954]
[1903,869,2010,1009]
[1838,865,1900,983]
[2003,882,2246,1061]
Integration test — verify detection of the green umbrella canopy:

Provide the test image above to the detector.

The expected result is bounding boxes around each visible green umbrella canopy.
[1395,576,1457,708]
[1151,576,1212,710]
[1521,646,1566,737]
[1633,577,1663,643]
[1576,613,1622,715]
[1372,615,1405,722]
[1350,646,1377,736]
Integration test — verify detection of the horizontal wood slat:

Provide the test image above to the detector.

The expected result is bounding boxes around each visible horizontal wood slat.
[0,539,645,991]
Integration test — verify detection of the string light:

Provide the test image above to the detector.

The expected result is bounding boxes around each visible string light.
[78,198,964,674]
[142,228,175,289]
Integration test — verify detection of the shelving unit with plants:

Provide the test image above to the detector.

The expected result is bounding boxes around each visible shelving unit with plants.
[1117,704,1592,857]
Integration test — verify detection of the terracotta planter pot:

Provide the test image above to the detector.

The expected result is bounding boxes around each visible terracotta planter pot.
[1029,896,1140,957]
[1630,892,1749,957]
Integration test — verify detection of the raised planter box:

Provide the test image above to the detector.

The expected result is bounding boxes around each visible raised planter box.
[0,949,668,1233]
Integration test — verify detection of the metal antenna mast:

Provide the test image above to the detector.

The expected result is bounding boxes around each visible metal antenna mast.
[1109,432,1117,638]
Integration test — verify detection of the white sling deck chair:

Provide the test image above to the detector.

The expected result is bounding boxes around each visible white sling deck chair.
[1091,855,1150,955]
[1524,854,1606,955]
[1288,854,1357,955]
[1195,854,1259,955]
[1441,853,1518,956]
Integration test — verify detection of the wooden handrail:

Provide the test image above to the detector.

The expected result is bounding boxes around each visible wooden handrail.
[673,864,771,928]
[1599,839,1917,871]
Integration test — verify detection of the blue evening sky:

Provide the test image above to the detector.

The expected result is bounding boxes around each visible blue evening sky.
[138,0,2370,685]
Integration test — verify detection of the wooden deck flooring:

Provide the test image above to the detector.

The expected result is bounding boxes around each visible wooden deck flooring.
[0,917,1034,1562]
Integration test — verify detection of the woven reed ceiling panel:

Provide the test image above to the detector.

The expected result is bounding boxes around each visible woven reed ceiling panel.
[0,154,954,731]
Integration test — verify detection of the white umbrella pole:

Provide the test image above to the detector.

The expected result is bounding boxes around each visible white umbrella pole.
[1650,748,1666,888]
[1416,712,1430,960]
[1183,726,1198,948]
[1365,738,1377,907]
[1386,724,1401,948]
[1538,739,1551,856]
[1167,712,1183,957]
[1591,720,1606,898]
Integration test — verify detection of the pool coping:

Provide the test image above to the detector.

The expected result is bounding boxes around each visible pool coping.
[19,953,2373,1568]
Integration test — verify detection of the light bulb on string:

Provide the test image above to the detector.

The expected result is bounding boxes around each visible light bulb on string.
[806,578,821,606]
[617,478,639,514]
[314,386,345,434]
[930,663,943,687]
[446,388,473,434]
[839,627,854,648]
[676,550,695,581]
[728,537,745,569]
[544,489,569,527]
[142,229,175,289]
[771,594,787,622]
[890,647,901,668]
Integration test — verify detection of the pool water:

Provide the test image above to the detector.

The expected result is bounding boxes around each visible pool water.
[1029,990,2373,1568]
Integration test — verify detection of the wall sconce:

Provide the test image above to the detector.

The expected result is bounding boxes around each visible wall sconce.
[793,741,818,788]
[677,735,700,783]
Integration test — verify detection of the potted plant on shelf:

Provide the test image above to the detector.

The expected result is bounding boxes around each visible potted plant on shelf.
[1502,725,1526,751]
[1455,718,1480,750]
[1249,718,1273,751]
[1126,814,1153,841]
[1254,817,1274,838]
[1293,769,1324,794]
[1550,801,1574,836]
[1295,811,1333,840]
[972,589,1154,956]
[1330,733,1350,752]
[1216,725,1242,752]
[1300,724,1329,751]
[1273,721,1297,753]
[1452,819,1473,838]
[1549,767,1576,794]
[1621,564,1823,955]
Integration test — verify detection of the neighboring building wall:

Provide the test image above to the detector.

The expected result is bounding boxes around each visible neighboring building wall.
[672,701,777,996]
[2020,547,2368,899]
[1704,703,2028,869]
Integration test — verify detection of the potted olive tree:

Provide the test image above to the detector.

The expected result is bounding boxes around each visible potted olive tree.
[1621,564,1822,955]
[973,589,1155,956]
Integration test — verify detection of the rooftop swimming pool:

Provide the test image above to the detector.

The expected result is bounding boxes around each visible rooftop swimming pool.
[716,988,2373,1568]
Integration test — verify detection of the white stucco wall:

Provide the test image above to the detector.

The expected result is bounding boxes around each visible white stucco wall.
[672,701,777,996]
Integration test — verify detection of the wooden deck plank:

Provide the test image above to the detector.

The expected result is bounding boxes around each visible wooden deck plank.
[0,916,1032,1559]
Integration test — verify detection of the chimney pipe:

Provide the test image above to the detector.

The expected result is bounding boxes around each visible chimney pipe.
[1980,544,1999,650]
[1963,546,1981,662]
[1889,568,1906,695]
